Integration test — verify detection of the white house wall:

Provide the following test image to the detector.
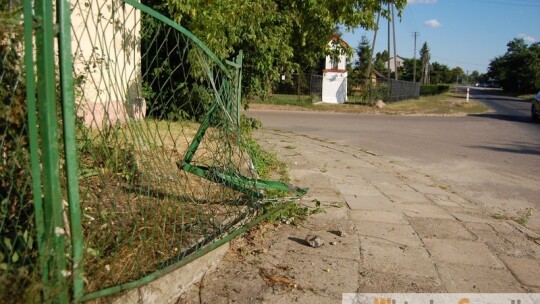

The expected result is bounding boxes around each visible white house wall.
[71,0,144,129]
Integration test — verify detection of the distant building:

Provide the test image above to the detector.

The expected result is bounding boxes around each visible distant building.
[322,35,351,104]
[384,55,406,73]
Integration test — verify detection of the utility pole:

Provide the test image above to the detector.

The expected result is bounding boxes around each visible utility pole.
[392,3,398,80]
[412,32,419,82]
[387,2,391,80]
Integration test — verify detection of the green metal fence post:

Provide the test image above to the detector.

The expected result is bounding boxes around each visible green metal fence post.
[235,51,243,127]
[57,0,85,301]
[24,0,49,301]
[34,0,69,302]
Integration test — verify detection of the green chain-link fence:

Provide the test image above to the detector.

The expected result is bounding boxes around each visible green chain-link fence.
[1,0,304,302]
[1,2,43,302]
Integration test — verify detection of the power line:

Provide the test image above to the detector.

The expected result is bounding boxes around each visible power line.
[431,55,489,67]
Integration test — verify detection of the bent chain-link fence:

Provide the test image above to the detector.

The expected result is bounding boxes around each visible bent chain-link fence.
[1,0,303,302]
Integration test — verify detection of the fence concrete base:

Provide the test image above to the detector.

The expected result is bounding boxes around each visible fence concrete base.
[112,243,229,304]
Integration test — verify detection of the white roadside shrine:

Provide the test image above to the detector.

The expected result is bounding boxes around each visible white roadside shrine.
[322,35,351,104]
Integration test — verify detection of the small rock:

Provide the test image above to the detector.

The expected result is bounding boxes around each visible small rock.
[329,241,336,245]
[305,235,324,248]
[337,229,348,237]
[375,100,385,109]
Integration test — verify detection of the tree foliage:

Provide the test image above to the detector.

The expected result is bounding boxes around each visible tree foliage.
[373,50,389,75]
[399,58,420,82]
[354,35,372,78]
[488,38,540,93]
[419,42,430,84]
[152,0,405,98]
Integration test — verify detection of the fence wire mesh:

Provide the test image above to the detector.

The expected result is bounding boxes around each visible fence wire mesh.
[0,2,42,302]
[68,0,265,296]
[348,78,420,104]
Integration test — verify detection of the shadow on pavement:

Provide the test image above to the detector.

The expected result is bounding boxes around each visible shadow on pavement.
[468,113,537,124]
[467,143,540,156]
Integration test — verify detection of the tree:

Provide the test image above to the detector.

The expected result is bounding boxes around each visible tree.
[469,70,480,84]
[373,50,389,75]
[429,62,452,84]
[451,67,465,84]
[419,42,430,84]
[399,58,421,82]
[353,35,371,80]
[488,38,540,93]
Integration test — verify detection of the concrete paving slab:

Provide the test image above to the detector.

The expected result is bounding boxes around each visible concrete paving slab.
[425,194,463,208]
[402,203,455,219]
[309,205,350,221]
[489,221,520,235]
[436,262,524,292]
[408,183,450,195]
[408,218,475,240]
[463,222,493,232]
[452,212,497,223]
[499,255,540,287]
[423,239,504,268]
[356,221,424,248]
[335,183,381,196]
[373,182,411,193]
[360,238,439,278]
[350,210,408,225]
[381,188,431,204]
[304,192,344,204]
[343,193,397,211]
[464,224,540,258]
[356,172,404,184]
[358,269,445,293]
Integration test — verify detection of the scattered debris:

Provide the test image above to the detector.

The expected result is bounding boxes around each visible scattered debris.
[305,235,324,248]
[337,229,348,237]
[329,228,348,237]
[260,268,302,290]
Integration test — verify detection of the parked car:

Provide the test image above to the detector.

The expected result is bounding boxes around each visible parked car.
[532,91,540,121]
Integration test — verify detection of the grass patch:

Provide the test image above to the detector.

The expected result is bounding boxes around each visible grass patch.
[517,93,535,101]
[75,116,293,294]
[249,92,489,115]
[514,208,533,226]
[380,92,490,115]
[249,94,315,107]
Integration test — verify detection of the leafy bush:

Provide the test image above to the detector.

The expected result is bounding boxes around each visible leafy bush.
[420,84,450,96]
[437,84,450,93]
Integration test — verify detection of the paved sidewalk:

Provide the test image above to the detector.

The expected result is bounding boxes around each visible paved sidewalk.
[178,129,540,303]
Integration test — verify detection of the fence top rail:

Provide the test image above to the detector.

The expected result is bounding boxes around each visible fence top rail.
[122,0,232,79]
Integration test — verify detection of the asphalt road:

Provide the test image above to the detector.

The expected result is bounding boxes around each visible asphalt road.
[246,88,540,212]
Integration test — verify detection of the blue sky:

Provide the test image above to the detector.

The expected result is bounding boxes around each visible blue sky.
[341,0,540,74]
